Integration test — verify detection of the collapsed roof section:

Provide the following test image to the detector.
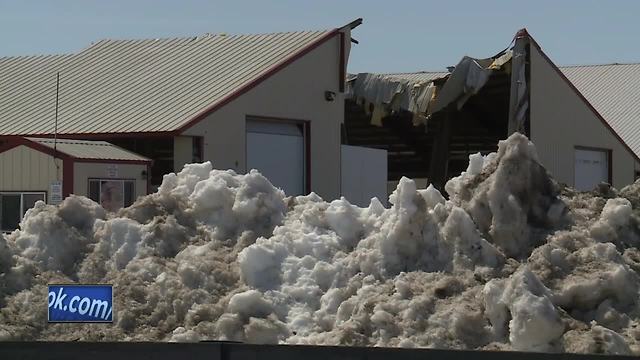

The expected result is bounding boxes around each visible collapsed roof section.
[344,31,531,189]
[347,71,445,122]
[347,31,529,135]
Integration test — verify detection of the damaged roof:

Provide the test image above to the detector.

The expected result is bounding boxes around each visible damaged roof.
[0,29,340,136]
[560,63,640,159]
[350,55,640,160]
[348,53,511,119]
[379,71,449,83]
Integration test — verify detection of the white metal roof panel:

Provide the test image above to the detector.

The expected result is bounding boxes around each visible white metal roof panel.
[0,30,334,136]
[560,63,640,159]
[26,137,151,162]
[382,71,449,83]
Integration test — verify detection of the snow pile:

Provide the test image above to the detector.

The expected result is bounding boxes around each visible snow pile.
[1,133,640,355]
[483,268,564,351]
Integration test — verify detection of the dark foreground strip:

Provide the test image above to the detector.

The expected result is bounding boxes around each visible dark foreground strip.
[0,341,634,360]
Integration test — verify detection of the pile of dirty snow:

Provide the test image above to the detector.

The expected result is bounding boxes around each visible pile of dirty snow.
[1,133,639,355]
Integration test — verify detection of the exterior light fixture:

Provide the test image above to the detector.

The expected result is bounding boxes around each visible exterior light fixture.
[324,91,336,102]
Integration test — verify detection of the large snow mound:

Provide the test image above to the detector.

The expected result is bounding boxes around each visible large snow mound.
[1,133,640,355]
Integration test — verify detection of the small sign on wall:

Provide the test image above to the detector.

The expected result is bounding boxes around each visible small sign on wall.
[106,164,118,178]
[50,181,62,205]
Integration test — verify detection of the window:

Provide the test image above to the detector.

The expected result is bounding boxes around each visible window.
[88,179,135,212]
[0,192,46,232]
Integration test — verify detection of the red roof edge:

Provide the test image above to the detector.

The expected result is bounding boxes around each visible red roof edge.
[175,28,341,134]
[74,158,151,165]
[515,28,530,39]
[525,31,640,163]
[0,136,152,164]
[0,136,74,160]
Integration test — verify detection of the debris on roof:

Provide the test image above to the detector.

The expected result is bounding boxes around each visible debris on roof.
[348,51,513,127]
[560,63,640,159]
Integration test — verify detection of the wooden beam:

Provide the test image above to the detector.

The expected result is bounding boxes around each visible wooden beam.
[428,110,453,191]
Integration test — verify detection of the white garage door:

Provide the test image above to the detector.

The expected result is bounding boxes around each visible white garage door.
[574,148,609,191]
[247,120,305,196]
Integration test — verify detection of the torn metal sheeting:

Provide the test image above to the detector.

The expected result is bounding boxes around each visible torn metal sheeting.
[348,51,513,126]
[347,72,444,126]
[431,55,497,114]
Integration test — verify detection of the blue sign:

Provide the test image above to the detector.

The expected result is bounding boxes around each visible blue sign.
[48,284,113,323]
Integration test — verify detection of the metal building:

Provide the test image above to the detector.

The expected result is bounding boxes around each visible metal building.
[0,137,150,231]
[0,19,364,203]
[530,43,640,190]
[346,29,639,192]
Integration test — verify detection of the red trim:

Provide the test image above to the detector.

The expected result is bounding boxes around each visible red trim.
[10,131,175,139]
[178,30,340,134]
[74,159,151,165]
[0,137,73,160]
[63,158,74,197]
[0,136,73,197]
[0,136,151,164]
[0,140,20,154]
[514,28,529,40]
[339,32,345,92]
[0,190,48,197]
[245,114,311,123]
[87,177,137,182]
[527,31,640,163]
[0,137,148,197]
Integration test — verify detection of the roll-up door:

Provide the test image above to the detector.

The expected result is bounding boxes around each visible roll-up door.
[247,120,305,196]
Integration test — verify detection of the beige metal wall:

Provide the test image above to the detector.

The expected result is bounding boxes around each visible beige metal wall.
[173,136,193,172]
[0,145,60,193]
[74,162,148,200]
[530,45,636,189]
[183,34,345,200]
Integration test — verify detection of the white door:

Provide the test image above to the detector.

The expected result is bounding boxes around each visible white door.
[574,148,609,191]
[341,145,388,207]
[247,120,305,196]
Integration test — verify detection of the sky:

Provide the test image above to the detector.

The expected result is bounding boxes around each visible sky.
[1,0,639,73]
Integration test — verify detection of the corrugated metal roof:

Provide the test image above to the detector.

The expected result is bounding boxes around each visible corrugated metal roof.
[0,30,335,136]
[382,71,449,83]
[560,63,640,158]
[26,138,151,162]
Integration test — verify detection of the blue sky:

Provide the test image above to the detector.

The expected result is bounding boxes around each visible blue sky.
[1,0,638,73]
